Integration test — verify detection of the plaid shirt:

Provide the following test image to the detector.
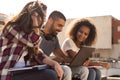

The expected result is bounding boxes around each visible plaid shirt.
[0,24,46,80]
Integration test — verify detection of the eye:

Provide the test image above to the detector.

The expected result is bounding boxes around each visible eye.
[85,33,89,36]
[78,30,83,34]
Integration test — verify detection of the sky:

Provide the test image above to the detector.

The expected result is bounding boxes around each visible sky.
[1,0,120,19]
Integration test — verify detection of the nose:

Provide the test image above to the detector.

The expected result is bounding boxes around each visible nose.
[80,32,85,38]
[59,27,63,32]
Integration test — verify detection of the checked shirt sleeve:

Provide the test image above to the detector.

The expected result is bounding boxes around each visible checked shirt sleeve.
[4,25,40,47]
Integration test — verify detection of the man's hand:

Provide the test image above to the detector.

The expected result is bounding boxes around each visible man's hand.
[53,62,64,80]
[43,57,63,80]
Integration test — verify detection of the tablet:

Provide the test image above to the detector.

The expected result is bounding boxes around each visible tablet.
[69,46,95,67]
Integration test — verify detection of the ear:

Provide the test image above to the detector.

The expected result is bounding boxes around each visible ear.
[47,18,53,25]
[49,18,53,23]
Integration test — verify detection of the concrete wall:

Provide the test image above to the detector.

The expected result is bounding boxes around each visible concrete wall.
[89,16,112,49]
[94,44,120,59]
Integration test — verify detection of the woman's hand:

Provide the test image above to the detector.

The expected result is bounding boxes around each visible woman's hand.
[33,28,40,35]
[31,12,41,35]
[31,14,40,35]
[100,62,110,69]
[83,59,90,66]
[31,12,39,27]
[89,61,110,69]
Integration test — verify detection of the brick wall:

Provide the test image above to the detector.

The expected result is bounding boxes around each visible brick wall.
[112,18,120,44]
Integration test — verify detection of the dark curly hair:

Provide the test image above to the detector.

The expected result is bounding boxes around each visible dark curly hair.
[68,18,97,46]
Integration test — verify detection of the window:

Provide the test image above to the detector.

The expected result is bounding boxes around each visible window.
[118,39,120,44]
[118,26,120,31]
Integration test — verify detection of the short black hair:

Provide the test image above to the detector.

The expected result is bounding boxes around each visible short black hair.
[48,10,66,21]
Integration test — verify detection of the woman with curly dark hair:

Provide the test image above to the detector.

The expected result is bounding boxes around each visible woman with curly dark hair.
[62,18,110,80]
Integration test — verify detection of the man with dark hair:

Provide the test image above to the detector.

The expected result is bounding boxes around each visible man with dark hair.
[40,10,72,80]
[48,10,66,21]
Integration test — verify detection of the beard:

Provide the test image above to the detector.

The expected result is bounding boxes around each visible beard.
[49,24,57,36]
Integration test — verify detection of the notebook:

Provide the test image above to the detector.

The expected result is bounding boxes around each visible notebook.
[8,64,49,72]
[68,46,95,67]
[9,65,50,79]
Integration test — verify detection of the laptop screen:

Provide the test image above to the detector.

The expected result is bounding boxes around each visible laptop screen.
[69,46,95,67]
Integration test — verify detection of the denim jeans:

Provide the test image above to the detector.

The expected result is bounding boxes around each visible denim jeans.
[61,65,72,80]
[88,68,101,80]
[12,69,58,80]
[71,66,89,80]
[14,61,72,80]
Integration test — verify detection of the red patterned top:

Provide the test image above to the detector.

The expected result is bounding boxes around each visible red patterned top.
[0,24,46,80]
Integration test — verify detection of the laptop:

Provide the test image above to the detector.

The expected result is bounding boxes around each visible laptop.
[68,46,95,67]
